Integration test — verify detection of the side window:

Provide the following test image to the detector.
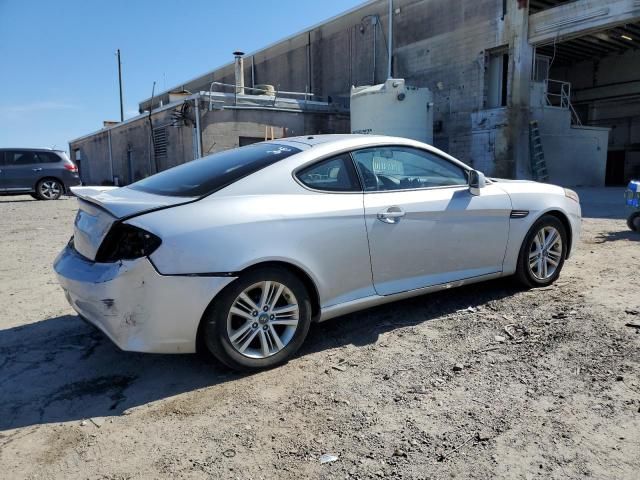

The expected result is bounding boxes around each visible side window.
[296,154,361,192]
[351,146,468,191]
[34,152,61,163]
[5,151,37,166]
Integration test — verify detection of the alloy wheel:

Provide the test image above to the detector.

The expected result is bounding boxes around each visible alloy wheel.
[528,226,563,280]
[40,180,62,200]
[226,281,299,359]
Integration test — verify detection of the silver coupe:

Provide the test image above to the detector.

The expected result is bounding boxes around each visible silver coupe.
[54,135,581,370]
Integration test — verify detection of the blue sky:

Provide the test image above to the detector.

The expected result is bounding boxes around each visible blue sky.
[0,0,363,152]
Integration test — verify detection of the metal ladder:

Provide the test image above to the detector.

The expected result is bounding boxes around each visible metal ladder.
[529,121,549,182]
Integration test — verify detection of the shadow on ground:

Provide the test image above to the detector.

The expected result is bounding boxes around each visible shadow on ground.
[595,229,639,243]
[0,278,520,432]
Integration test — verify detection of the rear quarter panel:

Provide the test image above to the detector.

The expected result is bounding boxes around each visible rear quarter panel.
[129,175,375,309]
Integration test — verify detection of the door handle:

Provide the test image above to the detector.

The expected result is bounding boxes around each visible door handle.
[377,206,406,224]
[32,168,43,172]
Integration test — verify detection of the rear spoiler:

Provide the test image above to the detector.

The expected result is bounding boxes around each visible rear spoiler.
[69,185,198,220]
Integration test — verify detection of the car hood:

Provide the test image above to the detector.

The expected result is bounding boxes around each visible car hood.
[489,178,564,195]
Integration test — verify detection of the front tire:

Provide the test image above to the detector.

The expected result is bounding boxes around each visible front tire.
[35,179,63,200]
[203,267,312,371]
[516,215,567,288]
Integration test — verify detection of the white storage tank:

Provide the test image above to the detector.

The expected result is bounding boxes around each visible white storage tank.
[350,78,434,144]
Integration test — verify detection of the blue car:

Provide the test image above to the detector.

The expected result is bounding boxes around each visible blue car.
[626,180,640,232]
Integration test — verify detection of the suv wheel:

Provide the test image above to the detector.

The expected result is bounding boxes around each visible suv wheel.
[36,179,63,200]
[203,267,312,371]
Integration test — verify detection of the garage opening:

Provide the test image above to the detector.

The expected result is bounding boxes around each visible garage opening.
[536,21,640,185]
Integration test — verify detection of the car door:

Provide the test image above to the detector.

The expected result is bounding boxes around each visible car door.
[2,150,38,191]
[34,151,63,179]
[351,145,511,296]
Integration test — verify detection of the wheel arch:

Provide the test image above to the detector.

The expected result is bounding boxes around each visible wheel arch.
[195,260,322,354]
[537,209,573,258]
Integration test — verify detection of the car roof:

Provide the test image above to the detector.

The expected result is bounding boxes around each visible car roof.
[0,147,64,153]
[274,134,435,151]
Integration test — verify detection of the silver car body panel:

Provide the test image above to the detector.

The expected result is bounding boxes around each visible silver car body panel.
[362,184,511,295]
[54,244,235,353]
[55,135,582,353]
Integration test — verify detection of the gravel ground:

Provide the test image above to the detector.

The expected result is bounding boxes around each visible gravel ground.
[0,189,638,479]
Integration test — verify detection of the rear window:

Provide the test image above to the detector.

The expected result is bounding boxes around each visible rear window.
[128,143,301,197]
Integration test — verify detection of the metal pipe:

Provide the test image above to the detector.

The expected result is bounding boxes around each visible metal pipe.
[251,55,255,88]
[107,128,114,182]
[372,16,377,84]
[387,0,393,79]
[116,49,124,122]
[233,51,245,95]
[194,97,202,159]
[307,31,312,101]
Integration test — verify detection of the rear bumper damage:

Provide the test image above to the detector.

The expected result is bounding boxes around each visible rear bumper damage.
[53,245,236,353]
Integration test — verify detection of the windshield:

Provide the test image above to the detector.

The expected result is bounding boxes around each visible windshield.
[128,143,301,197]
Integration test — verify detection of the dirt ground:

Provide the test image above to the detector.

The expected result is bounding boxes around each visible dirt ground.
[0,189,638,480]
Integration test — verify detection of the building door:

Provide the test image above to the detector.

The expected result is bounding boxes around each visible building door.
[605,150,625,186]
[486,49,509,109]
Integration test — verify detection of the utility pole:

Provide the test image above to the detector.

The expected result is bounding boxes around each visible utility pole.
[117,49,124,122]
[387,0,393,79]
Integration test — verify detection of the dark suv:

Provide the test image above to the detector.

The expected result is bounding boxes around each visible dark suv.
[0,148,81,200]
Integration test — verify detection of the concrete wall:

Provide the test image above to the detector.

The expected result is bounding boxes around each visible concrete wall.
[532,106,608,186]
[138,0,519,171]
[70,104,349,186]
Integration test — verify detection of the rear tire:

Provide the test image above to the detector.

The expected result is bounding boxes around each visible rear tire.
[516,215,567,288]
[203,267,312,371]
[628,212,640,232]
[35,179,63,200]
[29,193,40,200]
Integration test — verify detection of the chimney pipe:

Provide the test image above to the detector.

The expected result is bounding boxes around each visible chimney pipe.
[233,51,245,95]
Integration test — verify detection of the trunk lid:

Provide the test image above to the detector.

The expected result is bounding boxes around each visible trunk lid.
[70,186,196,261]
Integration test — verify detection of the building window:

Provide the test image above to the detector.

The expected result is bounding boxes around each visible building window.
[239,136,264,147]
[533,55,551,83]
[486,48,509,108]
[153,126,168,159]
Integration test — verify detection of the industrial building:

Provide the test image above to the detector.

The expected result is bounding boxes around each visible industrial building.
[70,0,640,187]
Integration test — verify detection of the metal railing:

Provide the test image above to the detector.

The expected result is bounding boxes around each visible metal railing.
[545,79,582,126]
[207,81,314,111]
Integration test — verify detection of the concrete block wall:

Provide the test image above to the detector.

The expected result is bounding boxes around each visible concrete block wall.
[140,0,506,122]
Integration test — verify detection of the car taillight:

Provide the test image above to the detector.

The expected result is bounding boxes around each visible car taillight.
[95,224,162,262]
[64,163,78,172]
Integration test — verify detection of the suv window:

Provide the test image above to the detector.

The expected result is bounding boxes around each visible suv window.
[297,154,361,192]
[5,151,37,166]
[129,143,302,197]
[34,152,61,163]
[351,146,468,191]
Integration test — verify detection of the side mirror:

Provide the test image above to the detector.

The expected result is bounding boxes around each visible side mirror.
[468,170,486,196]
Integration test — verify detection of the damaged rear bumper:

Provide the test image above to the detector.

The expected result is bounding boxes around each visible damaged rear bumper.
[53,245,236,353]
